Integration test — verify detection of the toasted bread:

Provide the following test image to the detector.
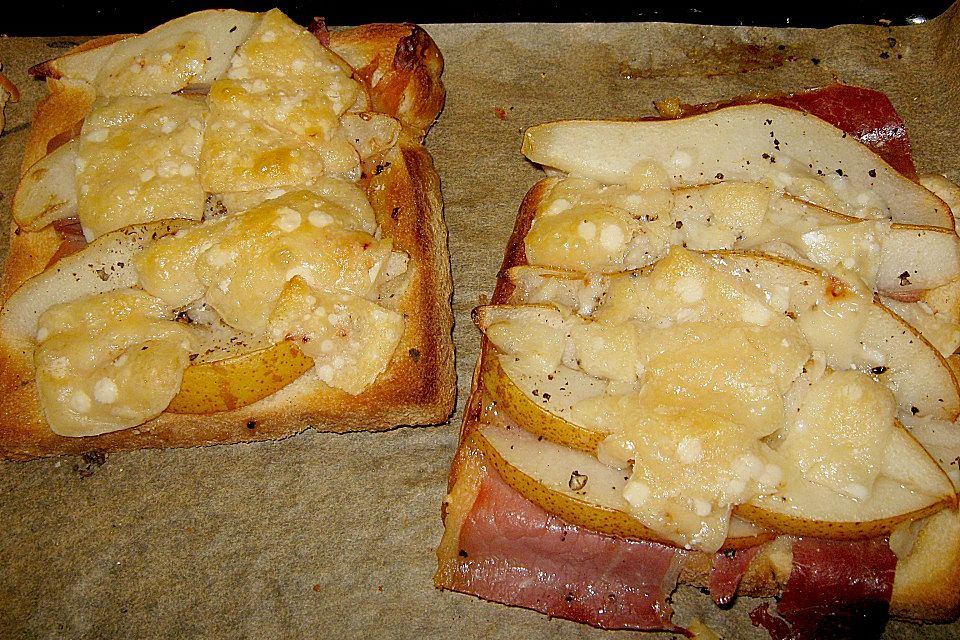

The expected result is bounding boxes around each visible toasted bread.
[0,9,455,459]
[437,90,960,632]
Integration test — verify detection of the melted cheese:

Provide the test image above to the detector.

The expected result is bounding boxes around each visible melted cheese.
[779,370,897,500]
[34,289,195,436]
[77,95,206,238]
[136,189,394,334]
[268,278,403,394]
[200,9,364,192]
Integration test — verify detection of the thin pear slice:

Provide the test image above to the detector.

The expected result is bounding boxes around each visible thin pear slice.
[12,139,78,231]
[734,424,956,539]
[881,296,960,358]
[504,256,960,420]
[480,349,609,453]
[167,338,313,414]
[0,218,195,346]
[876,225,960,294]
[703,252,960,420]
[473,424,773,550]
[666,184,960,293]
[522,104,952,229]
[35,9,261,90]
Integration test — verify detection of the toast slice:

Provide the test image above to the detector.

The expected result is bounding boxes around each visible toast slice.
[0,9,455,459]
[436,87,960,633]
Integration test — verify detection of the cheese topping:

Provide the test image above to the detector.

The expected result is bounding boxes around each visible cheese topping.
[25,9,412,436]
[268,278,403,394]
[480,247,950,551]
[77,95,206,238]
[135,189,395,334]
[200,9,364,192]
[34,289,196,436]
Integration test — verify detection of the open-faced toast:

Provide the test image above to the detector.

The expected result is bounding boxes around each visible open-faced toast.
[436,85,960,636]
[0,8,455,459]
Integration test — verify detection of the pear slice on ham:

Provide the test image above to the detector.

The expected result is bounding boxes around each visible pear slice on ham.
[12,139,78,232]
[473,423,773,551]
[522,104,952,229]
[703,251,960,421]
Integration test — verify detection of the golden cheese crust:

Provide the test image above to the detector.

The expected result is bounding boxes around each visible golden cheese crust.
[0,15,455,459]
[437,176,960,624]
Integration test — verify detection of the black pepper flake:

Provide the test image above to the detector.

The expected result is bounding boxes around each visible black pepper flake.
[715,173,724,180]
[868,169,877,178]
[568,471,588,491]
[880,51,890,59]
[675,220,683,229]
[898,271,912,286]
[811,57,820,65]
[458,549,469,558]
[724,549,737,559]
[911,406,920,415]
[391,207,401,220]
[871,366,888,375]
[408,348,421,362]
[542,393,551,401]
[835,168,845,176]
[229,25,238,32]
[246,420,257,429]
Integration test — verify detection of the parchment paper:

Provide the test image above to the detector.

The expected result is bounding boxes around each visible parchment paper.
[2,4,960,638]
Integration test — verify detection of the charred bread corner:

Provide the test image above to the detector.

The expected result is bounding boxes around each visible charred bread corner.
[436,85,960,637]
[0,8,455,459]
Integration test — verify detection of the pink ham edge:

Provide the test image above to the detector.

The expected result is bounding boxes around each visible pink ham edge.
[709,544,763,606]
[449,465,688,632]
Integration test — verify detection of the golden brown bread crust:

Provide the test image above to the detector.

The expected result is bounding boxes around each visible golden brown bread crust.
[437,176,960,623]
[0,17,455,459]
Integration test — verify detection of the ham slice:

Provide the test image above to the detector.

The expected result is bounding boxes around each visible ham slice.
[751,537,898,640]
[709,544,763,606]
[445,465,686,632]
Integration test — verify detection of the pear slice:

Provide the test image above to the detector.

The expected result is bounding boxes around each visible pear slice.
[480,349,609,453]
[503,256,960,420]
[473,424,773,551]
[704,251,960,420]
[734,424,956,539]
[0,218,195,346]
[522,104,952,229]
[12,138,78,231]
[167,338,313,414]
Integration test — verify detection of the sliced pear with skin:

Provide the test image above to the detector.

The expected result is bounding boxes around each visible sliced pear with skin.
[473,423,773,550]
[667,183,960,294]
[504,256,960,420]
[881,296,960,357]
[12,138,78,231]
[0,218,196,346]
[480,349,609,453]
[734,424,956,539]
[522,103,952,229]
[167,338,314,414]
[703,251,960,420]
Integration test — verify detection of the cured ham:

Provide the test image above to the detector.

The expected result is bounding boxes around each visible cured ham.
[751,537,897,640]
[442,462,687,632]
